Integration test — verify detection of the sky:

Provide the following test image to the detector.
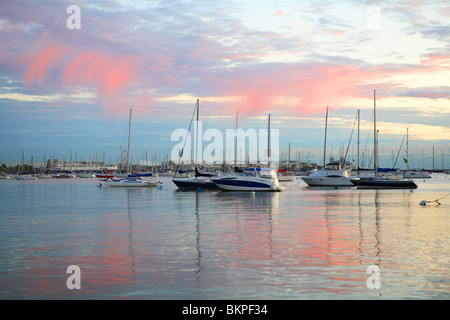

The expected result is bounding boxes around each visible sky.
[0,0,449,169]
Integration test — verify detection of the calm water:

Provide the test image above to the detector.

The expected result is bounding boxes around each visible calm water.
[0,174,449,300]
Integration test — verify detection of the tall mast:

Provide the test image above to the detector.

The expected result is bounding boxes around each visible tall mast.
[357,109,360,172]
[373,89,378,179]
[406,127,409,171]
[235,111,239,166]
[323,106,329,167]
[127,107,132,174]
[195,99,199,166]
[268,114,271,166]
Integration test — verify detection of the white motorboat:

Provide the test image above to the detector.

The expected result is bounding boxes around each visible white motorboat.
[16,175,36,180]
[212,167,285,191]
[301,161,353,186]
[99,177,158,187]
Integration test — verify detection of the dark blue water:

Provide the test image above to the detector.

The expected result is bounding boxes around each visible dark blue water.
[0,175,449,299]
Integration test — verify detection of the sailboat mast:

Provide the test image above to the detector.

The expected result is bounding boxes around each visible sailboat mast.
[406,127,409,171]
[195,99,199,166]
[357,109,360,172]
[373,89,378,179]
[127,108,132,174]
[235,111,238,166]
[268,114,271,166]
[323,106,329,168]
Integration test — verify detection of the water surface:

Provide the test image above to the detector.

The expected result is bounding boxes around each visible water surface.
[0,175,449,299]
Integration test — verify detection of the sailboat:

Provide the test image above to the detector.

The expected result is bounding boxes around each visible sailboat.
[350,90,417,189]
[402,128,432,179]
[301,107,353,187]
[100,108,159,188]
[172,99,217,190]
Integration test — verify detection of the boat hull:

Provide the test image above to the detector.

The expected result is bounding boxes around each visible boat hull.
[301,176,354,186]
[100,178,158,187]
[172,178,217,190]
[350,179,417,189]
[212,177,284,191]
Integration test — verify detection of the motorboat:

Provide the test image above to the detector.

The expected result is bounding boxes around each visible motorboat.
[301,161,353,186]
[99,176,159,187]
[212,167,285,191]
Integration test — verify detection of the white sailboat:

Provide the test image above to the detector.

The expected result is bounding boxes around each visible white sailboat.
[100,108,159,188]
[402,128,432,179]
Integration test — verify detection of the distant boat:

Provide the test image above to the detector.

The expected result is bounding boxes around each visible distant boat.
[0,173,10,179]
[212,167,285,191]
[100,176,158,188]
[37,173,54,179]
[16,175,36,180]
[95,170,115,179]
[350,90,417,189]
[277,170,294,182]
[99,108,159,188]
[403,171,432,179]
[77,172,95,178]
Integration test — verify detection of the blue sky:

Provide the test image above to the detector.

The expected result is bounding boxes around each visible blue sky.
[0,0,449,169]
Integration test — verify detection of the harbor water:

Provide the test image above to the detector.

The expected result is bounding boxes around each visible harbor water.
[0,174,449,300]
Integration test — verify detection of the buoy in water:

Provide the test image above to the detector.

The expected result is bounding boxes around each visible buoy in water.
[97,183,102,188]
[419,200,427,206]
[250,191,255,197]
[197,188,203,192]
[157,184,162,190]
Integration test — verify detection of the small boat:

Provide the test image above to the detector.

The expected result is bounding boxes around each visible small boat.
[77,172,95,178]
[37,173,54,179]
[212,167,285,191]
[0,173,10,179]
[52,173,75,178]
[277,170,294,182]
[95,170,115,179]
[100,177,159,187]
[16,175,36,180]
[403,171,432,179]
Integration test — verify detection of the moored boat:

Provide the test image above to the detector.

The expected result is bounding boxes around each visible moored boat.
[212,167,284,192]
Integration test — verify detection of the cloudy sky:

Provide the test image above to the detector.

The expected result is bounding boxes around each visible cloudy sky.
[0,0,449,169]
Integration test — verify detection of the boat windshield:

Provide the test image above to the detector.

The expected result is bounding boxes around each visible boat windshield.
[239,170,256,177]
[258,169,277,179]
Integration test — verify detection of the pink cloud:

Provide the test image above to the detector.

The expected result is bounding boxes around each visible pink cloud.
[23,44,68,85]
[63,52,139,96]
